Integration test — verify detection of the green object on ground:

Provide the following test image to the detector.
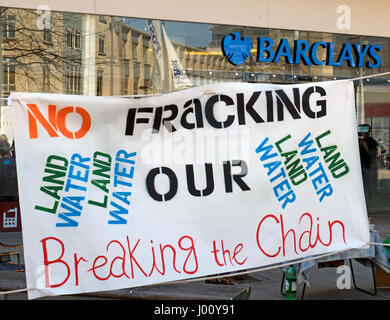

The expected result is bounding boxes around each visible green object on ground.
[384,237,390,259]
[285,265,297,300]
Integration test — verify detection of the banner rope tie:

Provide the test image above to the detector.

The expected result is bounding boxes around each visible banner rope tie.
[349,71,390,81]
[5,71,390,104]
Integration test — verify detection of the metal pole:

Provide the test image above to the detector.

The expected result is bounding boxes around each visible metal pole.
[0,9,5,106]
[359,67,365,125]
[110,16,114,96]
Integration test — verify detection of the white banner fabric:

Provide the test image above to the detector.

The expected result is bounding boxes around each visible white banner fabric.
[11,80,369,299]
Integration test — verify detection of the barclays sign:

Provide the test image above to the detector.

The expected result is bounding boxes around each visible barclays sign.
[221,32,252,66]
[222,32,382,68]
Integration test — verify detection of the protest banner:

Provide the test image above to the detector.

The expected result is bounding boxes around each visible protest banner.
[11,80,369,299]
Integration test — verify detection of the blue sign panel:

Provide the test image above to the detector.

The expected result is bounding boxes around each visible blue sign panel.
[221,33,382,68]
[222,32,252,66]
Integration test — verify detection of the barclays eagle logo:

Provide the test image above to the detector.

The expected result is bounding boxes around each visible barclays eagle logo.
[222,32,252,66]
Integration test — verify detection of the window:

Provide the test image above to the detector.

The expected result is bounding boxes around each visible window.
[143,37,149,63]
[121,29,128,42]
[133,58,140,94]
[144,64,151,81]
[66,29,73,47]
[132,44,137,60]
[2,58,16,92]
[2,15,16,39]
[143,45,149,64]
[133,61,140,79]
[122,40,127,58]
[96,69,103,96]
[132,34,139,44]
[65,64,82,94]
[123,60,129,94]
[98,35,105,54]
[74,30,81,49]
[66,29,81,49]
[133,79,138,95]
[132,33,138,60]
[42,63,50,92]
[43,29,52,43]
[121,29,129,58]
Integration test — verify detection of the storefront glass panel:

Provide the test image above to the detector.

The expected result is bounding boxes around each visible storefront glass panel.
[0,7,389,211]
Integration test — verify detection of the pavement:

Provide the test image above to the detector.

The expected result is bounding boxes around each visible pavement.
[0,211,390,301]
